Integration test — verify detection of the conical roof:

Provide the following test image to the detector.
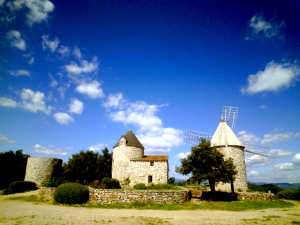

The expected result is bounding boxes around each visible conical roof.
[114,129,144,149]
[210,120,244,147]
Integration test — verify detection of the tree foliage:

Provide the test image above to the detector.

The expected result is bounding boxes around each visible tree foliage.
[0,150,30,189]
[63,148,112,183]
[175,139,237,193]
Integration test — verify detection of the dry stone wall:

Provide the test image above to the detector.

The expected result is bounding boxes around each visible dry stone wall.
[215,146,248,192]
[130,161,168,185]
[24,157,62,185]
[39,187,190,204]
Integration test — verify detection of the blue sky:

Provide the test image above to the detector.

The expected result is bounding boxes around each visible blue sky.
[1,0,300,183]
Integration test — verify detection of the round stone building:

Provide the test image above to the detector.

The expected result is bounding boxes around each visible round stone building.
[210,120,248,192]
[112,129,168,186]
[24,157,63,185]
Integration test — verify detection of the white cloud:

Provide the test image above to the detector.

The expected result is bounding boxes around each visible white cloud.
[57,86,68,99]
[49,73,58,87]
[53,112,73,125]
[292,154,300,165]
[6,30,26,50]
[9,69,30,77]
[68,98,83,114]
[0,0,5,6]
[260,105,267,109]
[57,45,70,56]
[28,56,34,64]
[0,97,17,108]
[104,94,183,153]
[248,171,259,177]
[73,46,82,59]
[75,80,105,99]
[65,58,98,76]
[102,93,124,109]
[246,13,284,40]
[274,163,298,170]
[269,149,294,159]
[261,131,300,147]
[20,88,53,114]
[89,143,106,151]
[42,35,59,53]
[33,144,71,156]
[238,130,261,145]
[0,134,16,143]
[7,0,55,26]
[175,152,190,159]
[241,61,300,94]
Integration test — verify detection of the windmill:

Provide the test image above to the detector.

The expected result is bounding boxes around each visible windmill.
[183,106,268,192]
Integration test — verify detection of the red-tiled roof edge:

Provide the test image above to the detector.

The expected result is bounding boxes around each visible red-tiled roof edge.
[130,155,168,161]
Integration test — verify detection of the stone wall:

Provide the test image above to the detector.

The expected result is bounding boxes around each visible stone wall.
[39,187,190,204]
[129,161,168,185]
[24,157,63,185]
[215,146,248,192]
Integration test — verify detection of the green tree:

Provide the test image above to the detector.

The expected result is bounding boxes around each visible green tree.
[63,148,112,183]
[0,150,30,189]
[220,157,238,194]
[175,139,225,194]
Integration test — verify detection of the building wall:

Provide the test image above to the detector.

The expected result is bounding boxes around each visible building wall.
[24,157,62,185]
[215,146,248,192]
[112,144,144,182]
[129,161,168,185]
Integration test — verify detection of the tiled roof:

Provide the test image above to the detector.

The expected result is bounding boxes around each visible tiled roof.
[130,155,168,162]
[114,129,144,149]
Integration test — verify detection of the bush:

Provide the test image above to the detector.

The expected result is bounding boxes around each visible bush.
[101,177,121,189]
[133,183,147,189]
[4,181,37,195]
[40,177,64,187]
[167,177,175,185]
[88,181,106,189]
[177,181,185,186]
[276,189,300,200]
[123,176,131,186]
[54,183,89,204]
[237,188,243,192]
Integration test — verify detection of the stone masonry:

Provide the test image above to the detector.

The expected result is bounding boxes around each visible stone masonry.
[24,157,62,185]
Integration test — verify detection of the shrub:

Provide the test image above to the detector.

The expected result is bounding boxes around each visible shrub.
[177,181,184,186]
[246,189,253,192]
[167,177,175,185]
[133,183,147,189]
[54,183,89,204]
[123,176,131,186]
[237,188,243,192]
[276,189,300,200]
[101,177,121,189]
[4,181,37,195]
[40,177,63,187]
[88,181,106,189]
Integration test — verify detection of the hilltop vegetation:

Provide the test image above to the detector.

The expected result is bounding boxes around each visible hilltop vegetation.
[248,183,284,194]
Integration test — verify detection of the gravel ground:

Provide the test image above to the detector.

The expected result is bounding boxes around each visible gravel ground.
[0,190,300,225]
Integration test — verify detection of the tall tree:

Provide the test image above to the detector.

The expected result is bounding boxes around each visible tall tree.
[63,148,112,183]
[175,139,225,193]
[0,150,30,189]
[220,157,238,194]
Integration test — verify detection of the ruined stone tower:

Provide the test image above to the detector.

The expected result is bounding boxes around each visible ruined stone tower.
[112,129,168,186]
[210,120,248,192]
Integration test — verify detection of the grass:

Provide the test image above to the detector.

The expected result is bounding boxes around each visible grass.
[6,195,295,211]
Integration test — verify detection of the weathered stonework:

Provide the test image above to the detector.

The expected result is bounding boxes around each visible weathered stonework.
[215,146,248,192]
[24,157,62,185]
[39,187,56,200]
[112,130,168,186]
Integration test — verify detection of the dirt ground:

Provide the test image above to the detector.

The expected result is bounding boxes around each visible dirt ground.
[0,190,300,225]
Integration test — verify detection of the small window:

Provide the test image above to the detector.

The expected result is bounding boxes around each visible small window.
[150,161,154,166]
[148,175,153,183]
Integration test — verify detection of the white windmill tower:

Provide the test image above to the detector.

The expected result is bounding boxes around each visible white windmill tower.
[184,106,268,192]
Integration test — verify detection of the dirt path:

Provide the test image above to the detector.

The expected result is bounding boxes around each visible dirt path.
[0,191,300,225]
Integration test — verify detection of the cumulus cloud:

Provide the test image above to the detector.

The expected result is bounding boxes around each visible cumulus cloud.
[9,70,30,77]
[274,163,298,170]
[20,88,53,114]
[246,13,284,40]
[28,57,34,64]
[68,98,83,114]
[33,144,72,156]
[260,105,267,109]
[241,61,300,94]
[247,171,259,177]
[6,30,26,50]
[57,45,70,56]
[7,0,55,26]
[42,35,59,53]
[238,130,261,145]
[89,143,106,151]
[175,152,190,159]
[73,46,82,59]
[102,93,124,109]
[66,58,98,77]
[53,112,73,125]
[0,97,17,108]
[292,154,300,165]
[104,94,183,153]
[261,131,300,147]
[75,80,105,99]
[0,134,16,143]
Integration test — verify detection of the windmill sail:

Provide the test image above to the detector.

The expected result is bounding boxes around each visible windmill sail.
[221,106,239,132]
[184,129,212,146]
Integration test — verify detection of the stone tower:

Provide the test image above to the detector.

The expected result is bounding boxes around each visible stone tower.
[210,120,248,192]
[112,129,145,182]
